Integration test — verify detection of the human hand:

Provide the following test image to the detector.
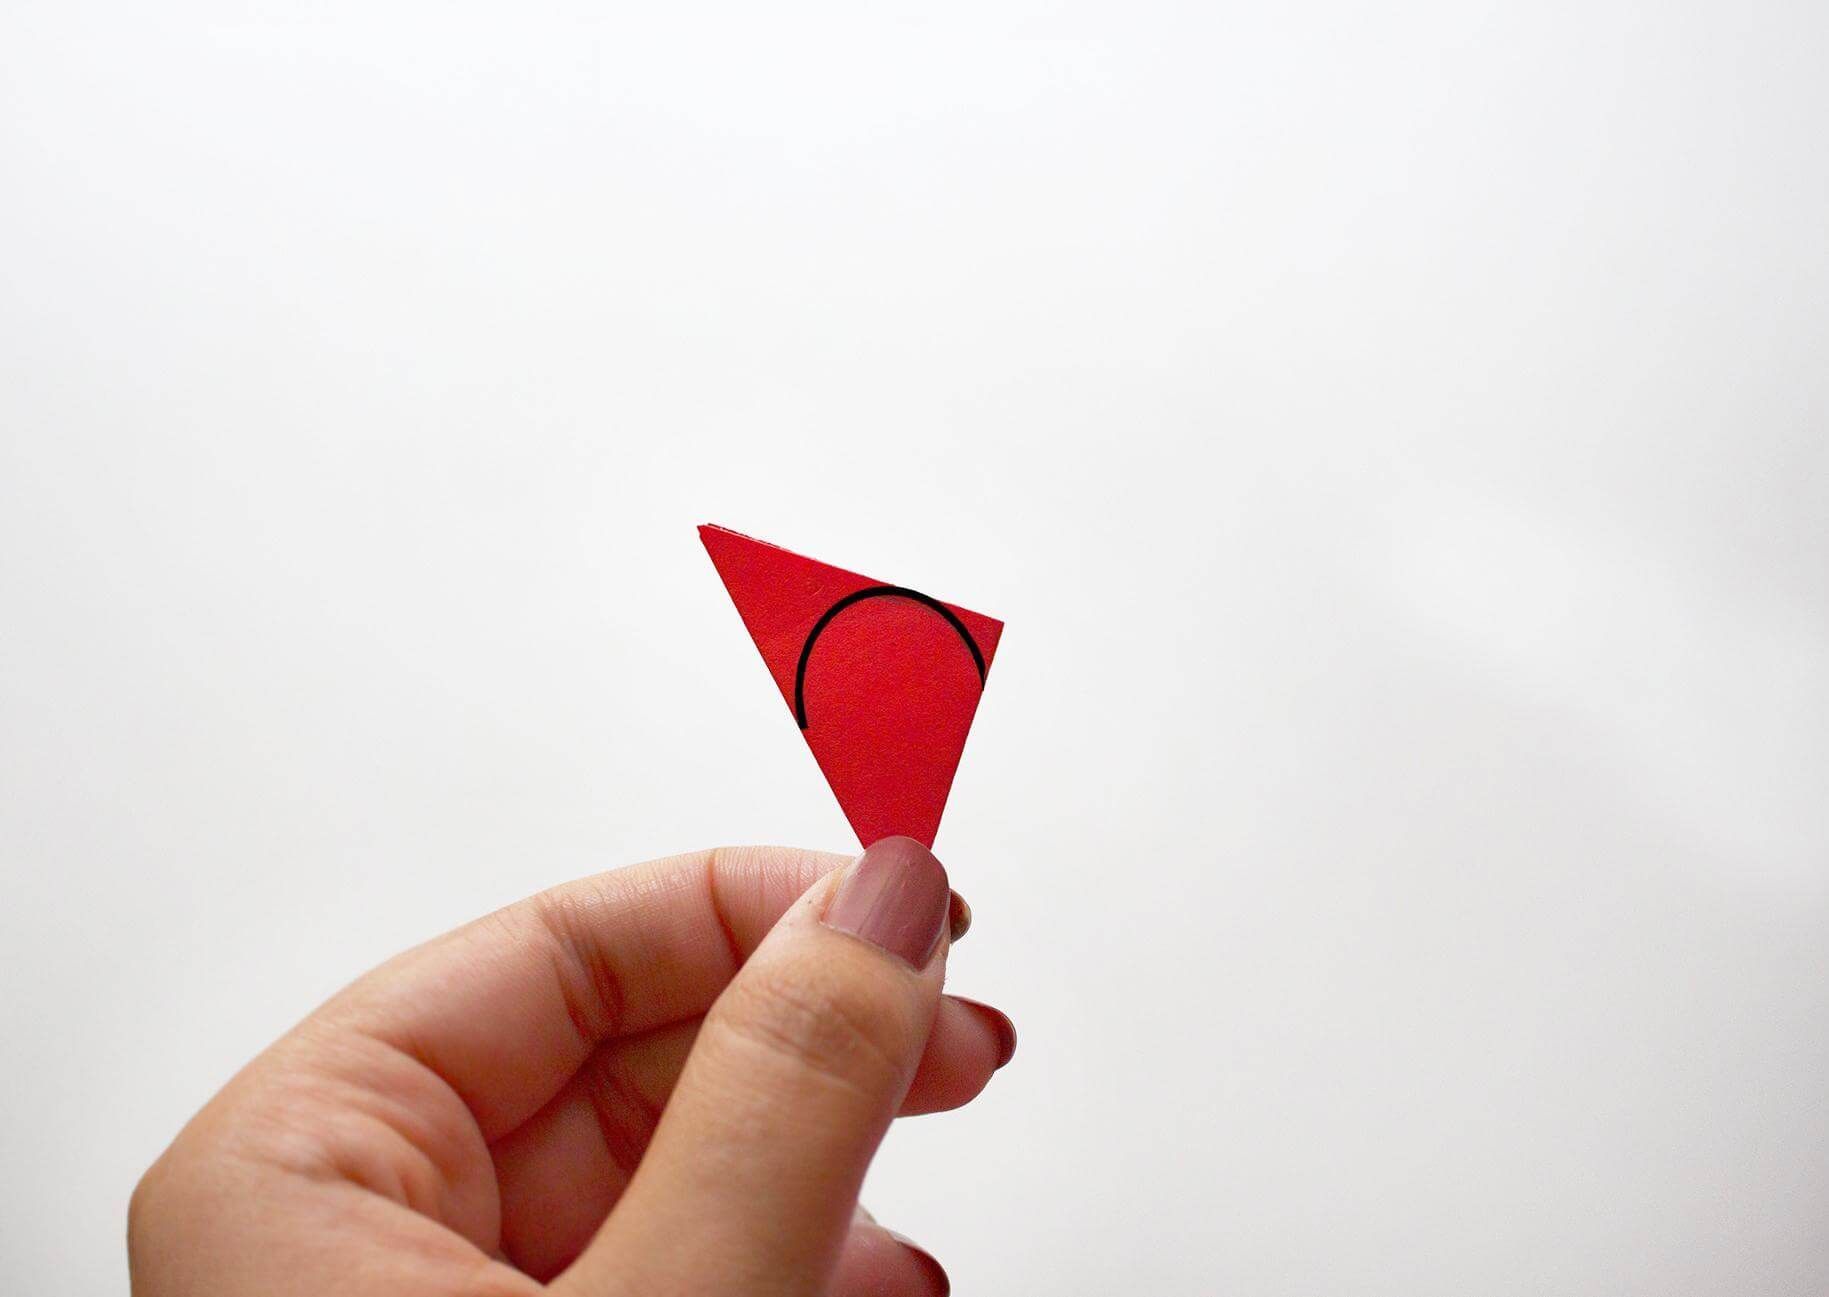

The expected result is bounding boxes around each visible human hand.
[128,837,1016,1295]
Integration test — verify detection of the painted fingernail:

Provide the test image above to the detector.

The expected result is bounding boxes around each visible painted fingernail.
[824,836,950,969]
[955,996,1018,1069]
[889,1232,951,1296]
[948,890,972,942]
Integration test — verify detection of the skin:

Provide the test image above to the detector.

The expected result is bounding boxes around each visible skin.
[128,844,1011,1296]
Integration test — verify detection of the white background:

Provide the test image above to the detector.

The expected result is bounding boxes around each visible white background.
[3,2,1826,1292]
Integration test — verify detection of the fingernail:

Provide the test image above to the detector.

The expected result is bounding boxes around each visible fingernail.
[948,890,972,942]
[955,996,1018,1069]
[889,1232,951,1296]
[824,836,950,969]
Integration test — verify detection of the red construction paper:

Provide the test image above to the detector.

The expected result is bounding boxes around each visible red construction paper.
[700,524,1003,849]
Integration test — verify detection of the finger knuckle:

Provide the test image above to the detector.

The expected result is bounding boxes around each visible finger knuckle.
[530,883,630,1046]
[577,1046,664,1179]
[718,961,916,1099]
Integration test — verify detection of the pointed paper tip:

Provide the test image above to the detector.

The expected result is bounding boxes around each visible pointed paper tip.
[697,524,1003,848]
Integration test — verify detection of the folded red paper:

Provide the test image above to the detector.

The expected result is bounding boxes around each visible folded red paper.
[700,524,1003,849]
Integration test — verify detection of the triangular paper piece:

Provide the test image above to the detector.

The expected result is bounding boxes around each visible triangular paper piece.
[700,524,1002,848]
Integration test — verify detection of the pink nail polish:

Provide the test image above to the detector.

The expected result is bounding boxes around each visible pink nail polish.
[889,1232,951,1296]
[823,836,950,969]
[948,889,972,942]
[954,996,1018,1069]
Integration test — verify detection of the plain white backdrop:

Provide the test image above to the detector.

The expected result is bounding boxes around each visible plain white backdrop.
[2,2,1826,1292]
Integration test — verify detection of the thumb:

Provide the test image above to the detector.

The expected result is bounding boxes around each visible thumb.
[557,836,953,1297]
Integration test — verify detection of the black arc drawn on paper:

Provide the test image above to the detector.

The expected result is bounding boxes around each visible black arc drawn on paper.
[794,585,987,730]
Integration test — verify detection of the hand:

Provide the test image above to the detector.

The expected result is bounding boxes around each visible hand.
[128,838,1017,1296]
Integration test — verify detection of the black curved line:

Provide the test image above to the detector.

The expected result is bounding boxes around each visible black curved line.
[794,585,987,729]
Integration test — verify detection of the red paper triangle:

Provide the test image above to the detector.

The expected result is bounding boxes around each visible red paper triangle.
[700,524,1003,848]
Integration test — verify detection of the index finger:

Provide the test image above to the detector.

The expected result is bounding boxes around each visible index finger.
[321,846,850,1139]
